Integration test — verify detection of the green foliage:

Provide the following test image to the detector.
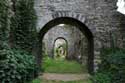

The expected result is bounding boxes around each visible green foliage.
[42,57,87,73]
[0,0,10,41]
[95,48,125,83]
[31,78,41,83]
[10,0,37,52]
[0,48,38,83]
[91,72,111,83]
[0,0,38,82]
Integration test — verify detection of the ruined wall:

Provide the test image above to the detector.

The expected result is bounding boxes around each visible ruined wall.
[34,0,125,71]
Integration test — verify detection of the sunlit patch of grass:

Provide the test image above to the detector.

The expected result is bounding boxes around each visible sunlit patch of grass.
[42,57,87,74]
[31,78,41,83]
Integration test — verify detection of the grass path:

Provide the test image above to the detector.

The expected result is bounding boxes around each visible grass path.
[31,57,92,83]
[42,57,87,73]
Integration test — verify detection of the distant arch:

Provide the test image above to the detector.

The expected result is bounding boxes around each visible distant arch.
[53,37,68,59]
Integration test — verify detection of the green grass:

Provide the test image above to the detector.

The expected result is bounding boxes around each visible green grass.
[31,57,90,83]
[31,78,41,83]
[42,57,87,73]
[31,78,92,83]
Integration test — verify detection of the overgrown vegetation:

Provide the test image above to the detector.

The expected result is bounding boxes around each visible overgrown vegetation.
[10,0,37,52]
[0,0,10,42]
[92,48,125,83]
[0,0,38,82]
[32,78,41,83]
[91,72,111,83]
[0,47,38,83]
[92,32,125,83]
[0,0,125,83]
[42,57,87,73]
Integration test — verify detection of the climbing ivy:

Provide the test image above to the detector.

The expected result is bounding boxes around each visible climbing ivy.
[10,0,37,52]
[0,0,10,42]
[0,1,38,82]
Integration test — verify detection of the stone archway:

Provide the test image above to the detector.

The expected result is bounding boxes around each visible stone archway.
[53,37,68,59]
[38,12,97,74]
[36,12,86,32]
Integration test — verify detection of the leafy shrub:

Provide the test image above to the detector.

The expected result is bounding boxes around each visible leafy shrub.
[97,48,125,83]
[0,1,38,82]
[0,47,38,83]
[10,0,37,52]
[91,72,111,83]
[0,0,10,41]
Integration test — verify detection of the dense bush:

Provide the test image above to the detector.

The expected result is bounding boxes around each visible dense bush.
[0,0,10,42]
[0,46,38,83]
[91,72,111,83]
[10,0,37,52]
[0,0,38,83]
[101,48,125,83]
[93,48,125,83]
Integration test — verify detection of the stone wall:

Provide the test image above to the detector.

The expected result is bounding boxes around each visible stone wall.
[34,0,125,72]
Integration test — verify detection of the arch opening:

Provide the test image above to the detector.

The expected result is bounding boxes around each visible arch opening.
[53,37,68,59]
[39,17,94,74]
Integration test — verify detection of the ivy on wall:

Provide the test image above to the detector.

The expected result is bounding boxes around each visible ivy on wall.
[0,0,10,42]
[10,0,37,52]
[0,1,38,82]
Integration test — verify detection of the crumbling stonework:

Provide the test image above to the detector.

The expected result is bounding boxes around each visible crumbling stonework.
[34,0,125,72]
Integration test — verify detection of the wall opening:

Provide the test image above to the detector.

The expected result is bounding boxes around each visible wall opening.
[39,17,94,74]
[53,37,68,59]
